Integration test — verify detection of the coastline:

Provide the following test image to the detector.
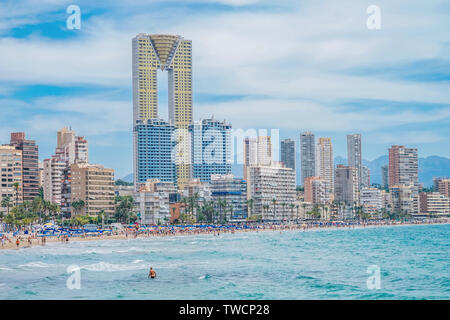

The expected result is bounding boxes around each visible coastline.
[1,221,448,252]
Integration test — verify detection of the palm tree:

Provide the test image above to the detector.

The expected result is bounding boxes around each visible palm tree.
[289,203,295,222]
[12,182,20,206]
[98,209,106,228]
[271,198,277,221]
[263,204,269,221]
[1,196,12,217]
[302,203,307,220]
[246,198,254,218]
[217,199,227,224]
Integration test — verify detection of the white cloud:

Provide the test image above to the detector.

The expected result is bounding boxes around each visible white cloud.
[195,98,450,132]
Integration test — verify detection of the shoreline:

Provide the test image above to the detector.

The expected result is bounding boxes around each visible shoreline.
[1,221,448,252]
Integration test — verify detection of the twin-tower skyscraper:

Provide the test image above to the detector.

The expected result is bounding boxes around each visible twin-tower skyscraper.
[132,34,193,190]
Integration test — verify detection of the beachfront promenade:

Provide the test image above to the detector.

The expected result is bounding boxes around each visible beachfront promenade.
[1,219,448,251]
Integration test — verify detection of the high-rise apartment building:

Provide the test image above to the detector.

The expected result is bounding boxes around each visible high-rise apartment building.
[316,138,334,192]
[247,163,296,221]
[381,165,389,189]
[243,137,257,182]
[362,165,370,188]
[347,134,362,189]
[388,145,419,214]
[300,132,315,186]
[132,34,193,189]
[0,145,23,210]
[334,165,359,205]
[280,138,296,176]
[388,145,418,188]
[43,128,89,205]
[257,136,272,166]
[190,118,232,183]
[10,132,39,202]
[43,154,66,205]
[134,119,176,188]
[70,163,115,216]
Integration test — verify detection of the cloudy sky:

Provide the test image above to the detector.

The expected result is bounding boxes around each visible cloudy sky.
[0,0,449,179]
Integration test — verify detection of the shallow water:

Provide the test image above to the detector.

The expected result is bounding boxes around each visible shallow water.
[0,224,449,299]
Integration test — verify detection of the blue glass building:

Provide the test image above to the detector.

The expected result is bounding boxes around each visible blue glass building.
[134,119,176,187]
[189,118,232,183]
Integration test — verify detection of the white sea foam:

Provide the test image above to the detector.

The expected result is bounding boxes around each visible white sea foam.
[115,247,151,254]
[0,267,13,271]
[81,261,147,272]
[18,261,55,269]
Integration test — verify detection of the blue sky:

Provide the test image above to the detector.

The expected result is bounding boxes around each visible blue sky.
[0,0,449,179]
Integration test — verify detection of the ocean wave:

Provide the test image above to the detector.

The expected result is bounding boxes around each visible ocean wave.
[18,261,56,269]
[80,261,148,272]
[114,247,151,254]
[0,267,13,271]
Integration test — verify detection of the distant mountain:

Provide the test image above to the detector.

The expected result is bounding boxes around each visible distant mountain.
[121,173,134,183]
[122,156,450,187]
[334,155,450,187]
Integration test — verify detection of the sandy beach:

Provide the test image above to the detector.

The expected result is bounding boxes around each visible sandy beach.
[1,220,448,251]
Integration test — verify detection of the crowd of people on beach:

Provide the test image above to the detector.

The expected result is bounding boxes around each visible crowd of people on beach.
[1,218,447,250]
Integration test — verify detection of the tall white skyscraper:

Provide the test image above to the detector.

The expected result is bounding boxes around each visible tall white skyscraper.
[316,138,334,192]
[347,134,362,189]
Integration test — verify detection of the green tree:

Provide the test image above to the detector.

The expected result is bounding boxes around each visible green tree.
[272,198,277,221]
[1,196,12,217]
[12,182,20,207]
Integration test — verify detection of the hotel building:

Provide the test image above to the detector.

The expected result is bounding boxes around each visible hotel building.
[247,162,296,221]
[210,174,247,221]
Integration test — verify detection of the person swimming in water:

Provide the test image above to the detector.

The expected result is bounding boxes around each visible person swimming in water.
[148,267,156,279]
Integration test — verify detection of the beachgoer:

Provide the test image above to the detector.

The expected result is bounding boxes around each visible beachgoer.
[16,238,20,248]
[148,267,156,279]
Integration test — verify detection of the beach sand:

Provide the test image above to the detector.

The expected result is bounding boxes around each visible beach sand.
[1,221,448,251]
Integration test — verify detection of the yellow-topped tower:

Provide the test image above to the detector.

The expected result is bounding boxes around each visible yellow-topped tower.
[132,34,193,190]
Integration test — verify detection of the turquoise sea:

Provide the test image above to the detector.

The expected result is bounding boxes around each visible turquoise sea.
[0,224,449,299]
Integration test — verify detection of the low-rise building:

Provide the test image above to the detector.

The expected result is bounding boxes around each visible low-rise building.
[70,163,115,217]
[134,179,177,225]
[419,192,450,216]
[390,184,418,216]
[360,187,383,215]
[210,174,247,221]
